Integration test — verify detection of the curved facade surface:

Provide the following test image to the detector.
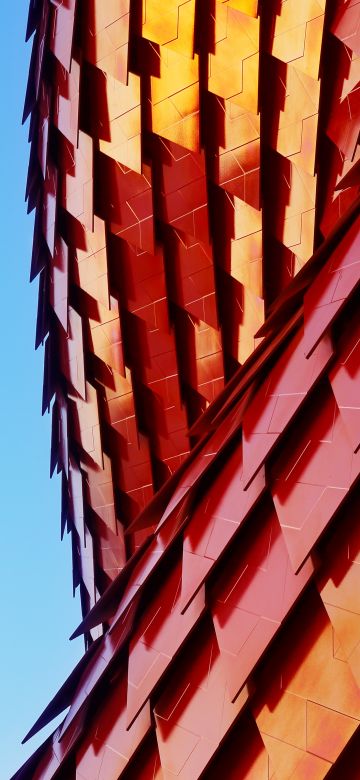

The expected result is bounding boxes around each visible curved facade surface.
[14,0,360,777]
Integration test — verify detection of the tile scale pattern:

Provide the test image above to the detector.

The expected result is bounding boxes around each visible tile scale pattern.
[16,0,360,776]
[15,202,360,778]
[24,0,360,610]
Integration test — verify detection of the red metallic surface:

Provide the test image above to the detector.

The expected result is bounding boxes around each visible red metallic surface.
[14,0,360,777]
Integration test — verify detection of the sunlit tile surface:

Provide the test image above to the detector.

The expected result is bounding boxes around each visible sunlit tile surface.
[15,0,360,777]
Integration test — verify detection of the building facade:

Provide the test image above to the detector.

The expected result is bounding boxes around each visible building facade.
[13,1,360,778]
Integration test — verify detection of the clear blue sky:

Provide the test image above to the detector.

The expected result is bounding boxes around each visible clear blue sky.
[0,4,82,778]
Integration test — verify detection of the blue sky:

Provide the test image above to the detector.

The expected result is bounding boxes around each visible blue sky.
[0,4,82,777]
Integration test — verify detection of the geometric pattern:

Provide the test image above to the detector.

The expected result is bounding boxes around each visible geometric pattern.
[14,199,360,780]
[24,0,360,624]
[14,0,360,776]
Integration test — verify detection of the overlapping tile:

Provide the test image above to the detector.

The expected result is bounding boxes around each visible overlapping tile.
[17,2,360,777]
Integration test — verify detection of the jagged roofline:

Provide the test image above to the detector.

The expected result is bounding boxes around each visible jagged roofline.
[24,0,360,625]
[13,196,360,778]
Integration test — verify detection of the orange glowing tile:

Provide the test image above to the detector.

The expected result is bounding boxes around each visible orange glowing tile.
[274,65,320,175]
[306,702,359,765]
[150,48,199,151]
[317,505,360,689]
[143,0,195,58]
[235,285,265,364]
[278,114,318,175]
[284,162,317,217]
[183,316,224,402]
[152,95,199,151]
[88,303,124,376]
[83,0,130,83]
[259,734,331,779]
[209,3,259,114]
[104,369,135,424]
[230,231,262,296]
[144,0,196,59]
[151,48,198,103]
[223,0,258,17]
[271,0,325,80]
[233,193,262,238]
[281,207,315,263]
[223,99,260,150]
[209,95,261,221]
[166,0,196,58]
[217,138,260,206]
[170,81,199,120]
[253,597,360,780]
[143,1,182,45]
[98,72,141,173]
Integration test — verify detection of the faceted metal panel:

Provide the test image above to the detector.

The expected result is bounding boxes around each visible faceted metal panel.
[25,0,360,602]
[14,0,360,777]
[15,198,360,778]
